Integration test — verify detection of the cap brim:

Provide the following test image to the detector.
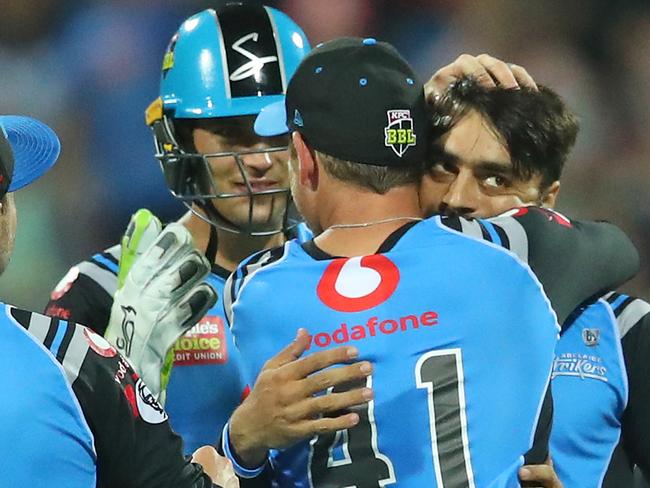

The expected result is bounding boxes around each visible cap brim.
[0,116,60,192]
[254,100,289,137]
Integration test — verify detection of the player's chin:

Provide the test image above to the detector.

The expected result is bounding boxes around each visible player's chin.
[231,206,286,233]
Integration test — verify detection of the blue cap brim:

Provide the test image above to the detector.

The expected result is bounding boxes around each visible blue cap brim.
[0,116,60,192]
[254,100,289,137]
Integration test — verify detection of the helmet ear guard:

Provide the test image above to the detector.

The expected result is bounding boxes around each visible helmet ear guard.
[146,97,214,200]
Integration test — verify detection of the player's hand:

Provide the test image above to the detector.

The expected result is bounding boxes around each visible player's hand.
[519,457,563,488]
[228,328,373,467]
[424,53,538,103]
[105,223,217,402]
[192,446,240,488]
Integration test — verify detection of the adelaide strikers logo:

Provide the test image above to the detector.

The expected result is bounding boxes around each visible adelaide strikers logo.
[384,109,417,157]
[317,255,400,312]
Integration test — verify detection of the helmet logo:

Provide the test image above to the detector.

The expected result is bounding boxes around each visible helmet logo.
[229,32,279,82]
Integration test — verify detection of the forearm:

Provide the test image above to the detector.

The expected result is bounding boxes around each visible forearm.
[227,408,270,468]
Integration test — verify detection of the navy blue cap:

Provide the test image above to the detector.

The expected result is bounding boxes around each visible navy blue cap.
[0,116,60,197]
[254,37,430,167]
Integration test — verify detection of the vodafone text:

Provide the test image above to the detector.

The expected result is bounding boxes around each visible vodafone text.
[305,311,439,349]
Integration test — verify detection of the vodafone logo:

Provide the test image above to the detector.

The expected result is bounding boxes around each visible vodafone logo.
[317,255,400,312]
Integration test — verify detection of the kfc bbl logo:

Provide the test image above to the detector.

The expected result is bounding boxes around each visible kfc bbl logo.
[384,109,417,157]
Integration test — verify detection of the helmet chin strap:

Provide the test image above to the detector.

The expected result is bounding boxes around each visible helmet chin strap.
[190,186,300,265]
[206,225,218,266]
[195,200,224,265]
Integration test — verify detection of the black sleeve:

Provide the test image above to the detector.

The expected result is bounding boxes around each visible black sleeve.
[603,442,635,488]
[45,272,113,335]
[483,207,639,324]
[72,325,218,488]
[523,384,553,466]
[619,311,650,479]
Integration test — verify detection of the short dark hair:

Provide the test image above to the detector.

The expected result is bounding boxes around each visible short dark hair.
[289,139,425,194]
[432,77,579,189]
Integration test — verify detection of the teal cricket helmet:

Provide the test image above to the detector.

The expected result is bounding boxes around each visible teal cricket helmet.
[145,3,310,236]
[152,4,309,121]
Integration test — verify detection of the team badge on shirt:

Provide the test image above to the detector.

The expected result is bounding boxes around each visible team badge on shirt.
[135,379,168,424]
[582,328,600,347]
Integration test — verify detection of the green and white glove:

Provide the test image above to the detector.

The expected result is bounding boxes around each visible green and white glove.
[105,216,217,404]
[113,208,175,398]
[116,209,162,289]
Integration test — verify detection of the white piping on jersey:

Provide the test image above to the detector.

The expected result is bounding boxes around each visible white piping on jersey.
[530,372,554,469]
[599,298,629,408]
[459,219,484,240]
[434,216,560,336]
[62,325,94,386]
[488,215,530,263]
[595,298,628,486]
[23,312,53,344]
[603,291,615,301]
[10,306,91,393]
[225,242,292,329]
[4,305,97,458]
[105,244,121,260]
[616,298,650,338]
[78,261,118,297]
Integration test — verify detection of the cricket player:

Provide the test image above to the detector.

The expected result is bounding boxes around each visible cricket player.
[220,38,639,487]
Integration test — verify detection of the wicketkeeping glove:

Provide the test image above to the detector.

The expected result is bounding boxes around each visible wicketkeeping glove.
[105,219,217,402]
[113,208,176,395]
[116,208,162,289]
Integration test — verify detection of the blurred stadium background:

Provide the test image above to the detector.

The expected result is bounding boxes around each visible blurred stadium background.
[1,0,648,310]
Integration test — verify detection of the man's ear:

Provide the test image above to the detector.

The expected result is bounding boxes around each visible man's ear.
[292,132,319,190]
[541,180,560,208]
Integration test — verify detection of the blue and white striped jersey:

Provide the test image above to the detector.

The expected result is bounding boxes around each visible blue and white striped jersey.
[0,305,215,487]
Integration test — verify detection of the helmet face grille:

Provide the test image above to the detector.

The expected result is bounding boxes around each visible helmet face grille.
[219,7,283,98]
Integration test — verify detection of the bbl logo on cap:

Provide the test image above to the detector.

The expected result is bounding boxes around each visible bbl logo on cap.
[384,110,416,157]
